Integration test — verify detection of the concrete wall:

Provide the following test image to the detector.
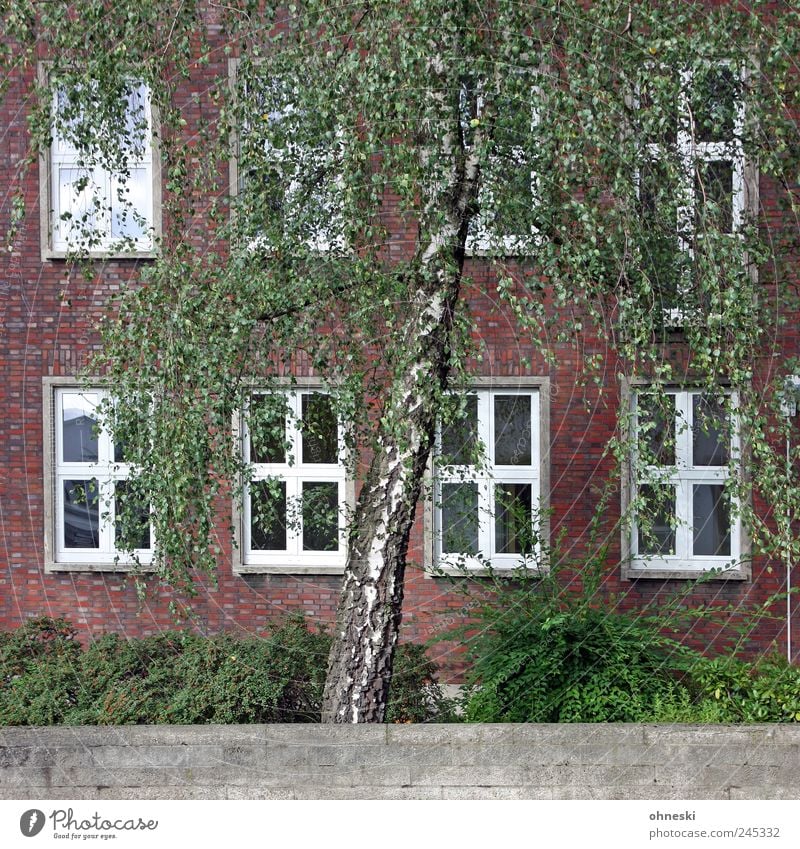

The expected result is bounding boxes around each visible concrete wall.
[1,724,798,800]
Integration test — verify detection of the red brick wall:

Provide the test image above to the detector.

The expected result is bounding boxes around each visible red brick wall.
[0,22,796,680]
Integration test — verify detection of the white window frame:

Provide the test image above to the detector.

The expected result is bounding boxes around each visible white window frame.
[229,59,346,254]
[638,62,747,324]
[627,387,745,576]
[462,78,542,256]
[433,387,543,572]
[44,381,152,570]
[240,389,347,571]
[43,71,158,258]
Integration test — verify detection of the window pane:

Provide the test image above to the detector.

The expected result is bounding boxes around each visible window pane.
[250,479,287,550]
[494,395,531,465]
[495,483,533,555]
[111,167,151,240]
[301,393,338,464]
[54,88,83,154]
[693,66,737,143]
[637,394,675,466]
[63,479,99,548]
[302,481,339,552]
[693,394,729,466]
[637,484,676,556]
[458,76,480,146]
[639,77,678,146]
[248,395,286,464]
[114,433,126,464]
[122,83,150,154]
[695,160,734,234]
[441,482,479,555]
[693,484,731,556]
[441,396,478,465]
[58,167,102,238]
[114,480,151,550]
[486,150,533,235]
[638,158,682,308]
[62,392,99,462]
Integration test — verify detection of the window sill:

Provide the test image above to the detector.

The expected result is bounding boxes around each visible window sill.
[235,561,346,576]
[623,561,749,581]
[465,232,540,258]
[45,560,154,574]
[428,556,548,578]
[43,248,158,262]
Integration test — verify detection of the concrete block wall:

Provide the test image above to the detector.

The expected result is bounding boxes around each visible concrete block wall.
[1,724,798,800]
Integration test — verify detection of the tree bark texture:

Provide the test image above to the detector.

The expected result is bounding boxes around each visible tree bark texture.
[321,89,483,721]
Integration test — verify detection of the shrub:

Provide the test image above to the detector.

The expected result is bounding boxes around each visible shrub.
[462,601,694,723]
[455,542,800,724]
[387,643,458,723]
[690,656,800,722]
[0,616,454,724]
[456,548,705,723]
[0,617,84,725]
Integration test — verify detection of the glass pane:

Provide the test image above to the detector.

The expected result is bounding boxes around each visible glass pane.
[54,88,83,154]
[63,479,99,548]
[441,396,478,465]
[693,66,737,143]
[637,484,676,556]
[639,158,682,308]
[441,482,479,556]
[695,160,734,234]
[637,394,675,466]
[639,77,678,146]
[250,479,287,550]
[494,395,531,465]
[114,433,125,464]
[458,76,480,145]
[122,83,149,154]
[248,395,286,464]
[62,392,99,462]
[487,151,533,234]
[495,483,533,555]
[693,484,731,556]
[58,167,102,240]
[111,167,151,240]
[114,480,151,550]
[302,481,339,552]
[693,394,729,466]
[301,393,338,464]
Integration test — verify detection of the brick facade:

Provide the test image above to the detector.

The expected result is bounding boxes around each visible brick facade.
[0,15,796,678]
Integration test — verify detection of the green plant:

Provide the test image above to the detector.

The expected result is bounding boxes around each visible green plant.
[456,544,706,723]
[0,617,84,725]
[0,616,454,725]
[386,643,458,723]
[691,656,800,722]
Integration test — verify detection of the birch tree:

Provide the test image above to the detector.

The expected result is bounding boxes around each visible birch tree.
[3,0,800,722]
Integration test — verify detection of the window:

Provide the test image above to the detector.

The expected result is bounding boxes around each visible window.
[434,388,543,571]
[46,386,152,568]
[637,63,746,322]
[241,390,347,570]
[628,387,744,575]
[232,63,344,253]
[46,77,157,255]
[460,77,540,256]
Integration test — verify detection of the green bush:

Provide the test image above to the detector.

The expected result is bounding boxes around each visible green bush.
[455,544,800,724]
[0,617,84,724]
[0,615,454,724]
[462,601,694,723]
[387,643,458,723]
[690,656,800,722]
[456,548,706,723]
